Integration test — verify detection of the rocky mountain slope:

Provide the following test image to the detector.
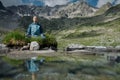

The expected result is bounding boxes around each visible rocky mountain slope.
[7,1,97,19]
[0,1,18,30]
[0,1,12,16]
[95,2,112,15]
[0,1,120,31]
[53,1,97,18]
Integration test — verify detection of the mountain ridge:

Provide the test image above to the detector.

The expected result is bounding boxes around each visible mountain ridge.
[6,1,97,19]
[0,1,120,31]
[0,1,6,10]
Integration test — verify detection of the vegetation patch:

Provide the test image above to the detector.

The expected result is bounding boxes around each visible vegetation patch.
[63,30,102,39]
[2,31,57,50]
[3,31,28,47]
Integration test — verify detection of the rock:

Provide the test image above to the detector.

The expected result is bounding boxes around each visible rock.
[0,48,10,54]
[0,44,6,48]
[21,43,30,50]
[30,41,39,51]
[85,46,107,52]
[115,46,120,49]
[0,44,9,54]
[85,46,96,50]
[115,46,120,52]
[66,44,85,51]
[94,46,107,52]
[94,46,106,49]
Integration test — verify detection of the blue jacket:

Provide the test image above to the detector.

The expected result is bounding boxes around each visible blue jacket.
[27,22,43,37]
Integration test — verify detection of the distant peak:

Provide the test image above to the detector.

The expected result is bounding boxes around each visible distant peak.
[103,2,112,8]
[0,1,6,10]
[106,2,112,6]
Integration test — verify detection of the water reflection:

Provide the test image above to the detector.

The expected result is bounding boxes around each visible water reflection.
[0,54,120,80]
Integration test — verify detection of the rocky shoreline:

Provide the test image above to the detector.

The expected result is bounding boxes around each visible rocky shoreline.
[1,43,120,60]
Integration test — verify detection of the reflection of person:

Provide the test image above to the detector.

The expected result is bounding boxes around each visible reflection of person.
[27,16,45,38]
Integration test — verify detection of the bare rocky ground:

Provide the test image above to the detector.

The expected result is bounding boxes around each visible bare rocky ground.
[7,50,59,59]
[0,47,120,60]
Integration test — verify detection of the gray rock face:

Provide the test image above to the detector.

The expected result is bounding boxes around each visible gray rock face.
[20,43,30,51]
[7,1,97,19]
[66,44,85,51]
[30,41,39,51]
[115,45,120,49]
[54,1,97,18]
[0,1,6,10]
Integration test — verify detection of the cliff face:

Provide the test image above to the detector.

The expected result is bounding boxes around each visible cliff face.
[95,2,112,15]
[0,1,6,10]
[52,1,97,18]
[6,1,97,19]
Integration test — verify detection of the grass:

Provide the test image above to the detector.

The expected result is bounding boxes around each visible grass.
[2,31,57,48]
[56,18,120,48]
[3,31,27,46]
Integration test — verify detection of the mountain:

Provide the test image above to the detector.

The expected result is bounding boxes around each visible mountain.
[95,2,112,15]
[7,1,97,19]
[1,1,120,32]
[105,4,120,16]
[0,1,13,16]
[0,1,18,30]
[52,1,97,18]
[1,0,120,8]
[18,3,120,32]
[0,1,8,16]
[0,1,6,10]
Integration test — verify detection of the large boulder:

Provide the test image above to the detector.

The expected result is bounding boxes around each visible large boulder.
[30,41,39,50]
[115,46,120,52]
[65,44,85,51]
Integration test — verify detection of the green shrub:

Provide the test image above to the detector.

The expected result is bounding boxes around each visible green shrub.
[3,31,57,49]
[3,31,28,46]
[43,34,57,45]
[29,34,57,45]
[30,36,43,45]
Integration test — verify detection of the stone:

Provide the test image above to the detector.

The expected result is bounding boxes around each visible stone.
[115,46,120,49]
[0,44,9,55]
[66,44,85,51]
[0,44,6,49]
[21,43,30,50]
[0,48,10,54]
[94,46,107,52]
[115,46,120,52]
[30,41,39,51]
